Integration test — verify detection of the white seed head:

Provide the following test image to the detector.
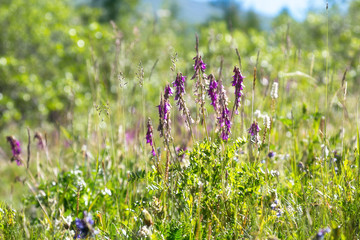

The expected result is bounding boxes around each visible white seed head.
[263,115,271,129]
[271,82,279,99]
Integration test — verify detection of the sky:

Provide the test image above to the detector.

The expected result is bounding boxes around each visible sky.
[141,0,334,24]
[239,0,327,20]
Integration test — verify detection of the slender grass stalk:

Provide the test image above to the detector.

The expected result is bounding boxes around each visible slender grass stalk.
[291,110,296,176]
[341,69,347,159]
[324,2,329,147]
[357,101,360,182]
[142,84,147,180]
[252,67,256,123]
[235,48,242,70]
[199,73,209,140]
[322,5,330,226]
[26,128,31,169]
[194,34,209,140]
[26,181,51,226]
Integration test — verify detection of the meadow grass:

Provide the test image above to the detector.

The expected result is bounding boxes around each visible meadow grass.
[1,1,360,239]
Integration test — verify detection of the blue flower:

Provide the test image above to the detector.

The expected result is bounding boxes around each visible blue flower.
[74,212,95,239]
[313,227,331,240]
[268,151,276,158]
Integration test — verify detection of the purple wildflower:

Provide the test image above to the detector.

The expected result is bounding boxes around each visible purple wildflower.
[157,95,165,137]
[232,66,245,114]
[6,136,22,166]
[157,91,172,142]
[157,89,171,121]
[248,121,260,136]
[193,56,206,72]
[75,212,96,239]
[163,101,171,120]
[162,84,173,120]
[298,162,305,171]
[146,118,156,156]
[34,132,45,149]
[191,55,206,79]
[217,81,231,141]
[164,84,173,99]
[220,109,232,141]
[173,73,186,100]
[313,227,331,240]
[176,146,186,160]
[268,151,276,158]
[207,74,218,110]
[172,73,194,130]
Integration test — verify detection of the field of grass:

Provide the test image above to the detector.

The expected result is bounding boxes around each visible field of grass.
[1,0,360,239]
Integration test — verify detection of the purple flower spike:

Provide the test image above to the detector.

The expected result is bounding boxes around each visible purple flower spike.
[173,73,186,101]
[217,81,231,141]
[164,84,173,99]
[193,56,206,72]
[157,92,172,141]
[6,136,22,166]
[163,101,171,120]
[146,118,156,156]
[232,66,245,115]
[248,121,260,136]
[191,55,206,79]
[221,117,232,141]
[207,74,218,110]
[172,73,194,130]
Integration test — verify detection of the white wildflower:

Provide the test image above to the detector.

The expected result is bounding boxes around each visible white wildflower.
[138,226,151,238]
[254,109,263,119]
[270,82,278,99]
[263,115,270,129]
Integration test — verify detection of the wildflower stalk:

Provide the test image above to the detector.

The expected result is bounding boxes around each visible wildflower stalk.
[199,73,209,140]
[234,49,243,136]
[193,34,209,140]
[231,66,245,120]
[217,80,231,141]
[248,121,260,162]
[357,101,360,183]
[252,67,256,123]
[137,61,146,172]
[157,88,175,180]
[117,73,127,169]
[262,115,270,145]
[291,110,297,176]
[324,2,329,146]
[26,128,31,169]
[235,48,242,70]
[341,68,347,161]
[146,118,156,157]
[173,73,195,142]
